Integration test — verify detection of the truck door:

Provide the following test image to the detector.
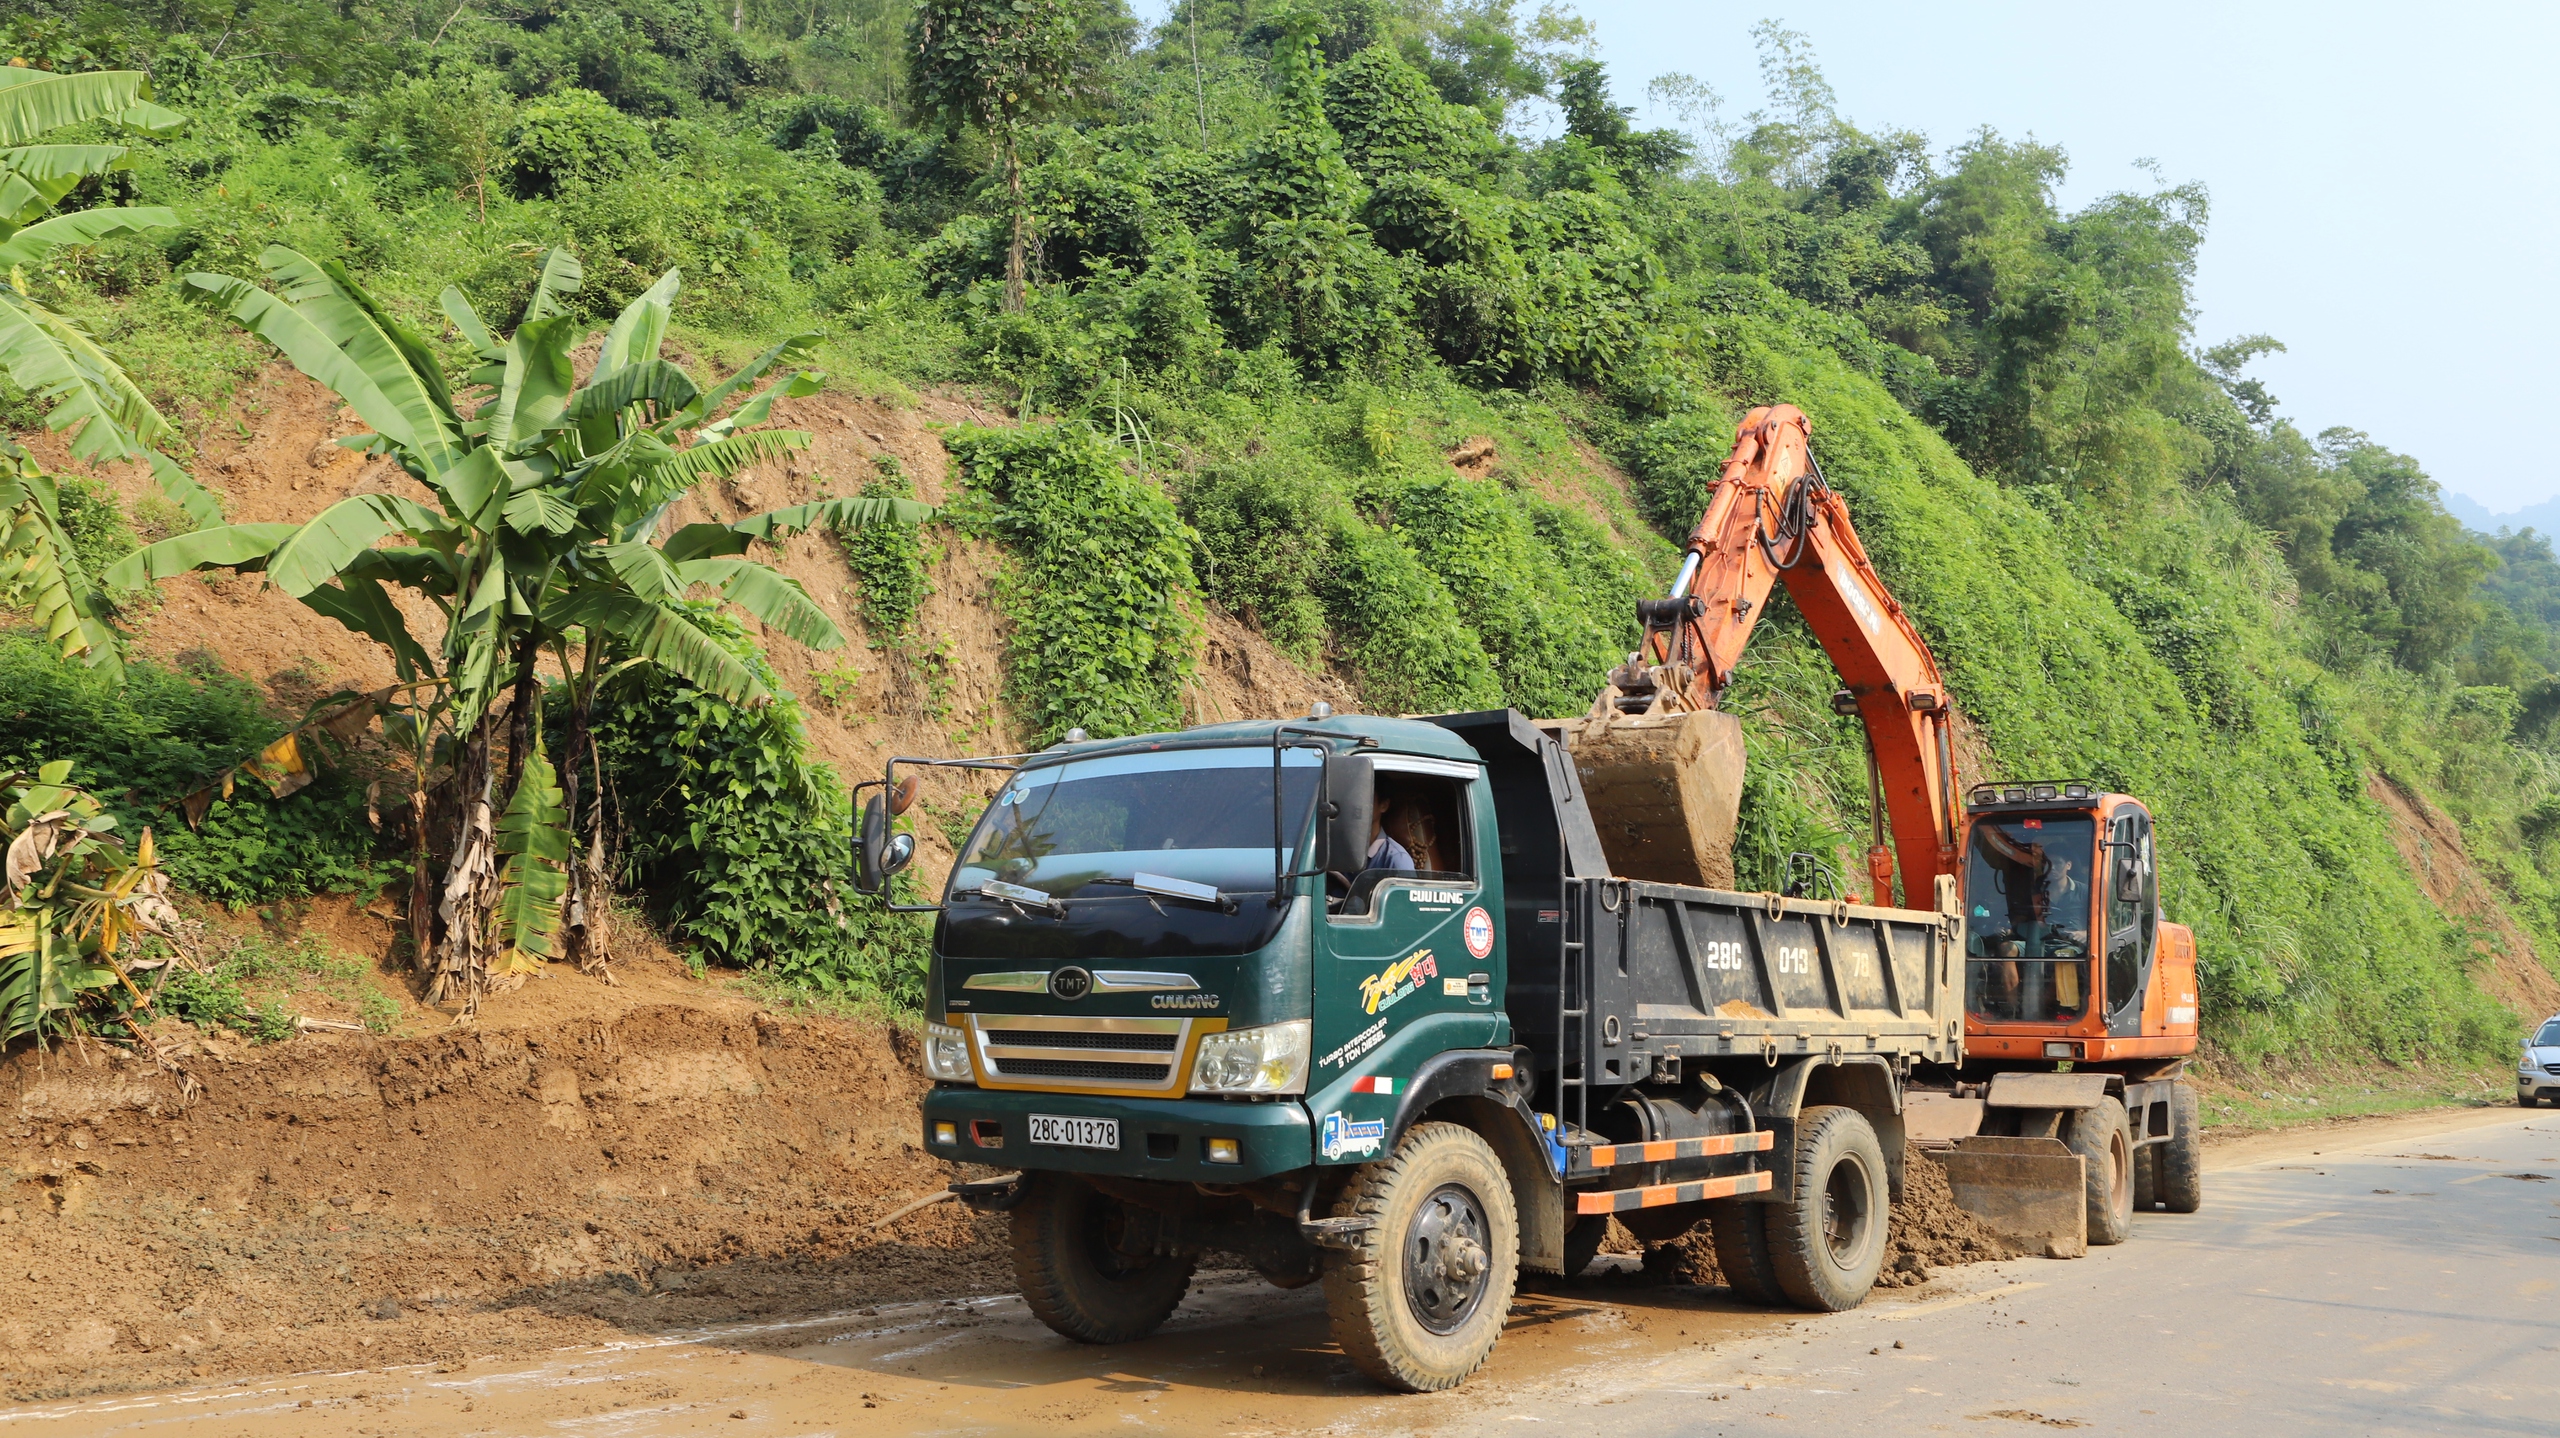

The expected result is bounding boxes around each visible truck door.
[2103,806,2157,1038]
[1308,757,1499,1162]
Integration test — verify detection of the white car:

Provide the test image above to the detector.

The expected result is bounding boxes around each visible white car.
[2521,1015,2560,1107]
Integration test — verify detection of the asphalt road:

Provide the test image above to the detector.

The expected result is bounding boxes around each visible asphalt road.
[7,1106,2553,1437]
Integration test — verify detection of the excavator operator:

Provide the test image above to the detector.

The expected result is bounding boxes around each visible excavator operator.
[1967,818,2093,1023]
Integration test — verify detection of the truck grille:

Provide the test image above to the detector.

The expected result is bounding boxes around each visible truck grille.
[983,1029,1180,1053]
[968,1014,1201,1094]
[989,1058,1174,1083]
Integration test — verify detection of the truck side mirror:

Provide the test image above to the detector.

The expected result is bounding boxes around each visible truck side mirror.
[1320,753,1376,875]
[853,791,916,894]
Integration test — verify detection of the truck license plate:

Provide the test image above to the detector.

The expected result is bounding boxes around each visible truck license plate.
[1029,1114,1119,1150]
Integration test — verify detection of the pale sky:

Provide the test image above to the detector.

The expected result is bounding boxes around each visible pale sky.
[1138,2,2560,513]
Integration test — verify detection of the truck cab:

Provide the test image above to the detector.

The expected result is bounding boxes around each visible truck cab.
[919,713,1505,1188]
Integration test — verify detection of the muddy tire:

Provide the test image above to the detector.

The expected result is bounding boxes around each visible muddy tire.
[2157,1082,2203,1214]
[1705,1196,1783,1305]
[1764,1106,1889,1312]
[1322,1122,1519,1392]
[2066,1097,2135,1245]
[1011,1173,1197,1345]
[2132,1143,2158,1211]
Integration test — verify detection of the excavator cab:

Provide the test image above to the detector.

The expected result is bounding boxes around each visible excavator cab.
[1958,782,2186,1060]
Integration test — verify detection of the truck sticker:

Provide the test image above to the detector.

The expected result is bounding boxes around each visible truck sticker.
[1464,906,1495,959]
[1320,1017,1387,1070]
[1320,1112,1387,1160]
[1149,992,1221,1010]
[1350,1076,1396,1094]
[1442,976,1470,996]
[1358,948,1439,1015]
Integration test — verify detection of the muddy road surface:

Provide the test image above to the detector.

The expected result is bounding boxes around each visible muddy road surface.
[4,1106,2551,1437]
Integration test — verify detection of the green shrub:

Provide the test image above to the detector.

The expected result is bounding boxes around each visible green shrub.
[838,457,930,639]
[948,423,1200,743]
[0,637,387,905]
[504,87,649,198]
[582,607,928,1004]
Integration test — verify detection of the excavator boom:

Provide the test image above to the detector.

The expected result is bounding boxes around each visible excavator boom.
[1589,404,1961,905]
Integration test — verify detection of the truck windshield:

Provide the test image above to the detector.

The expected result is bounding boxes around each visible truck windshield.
[1965,815,2095,1024]
[939,747,1323,962]
[951,747,1322,903]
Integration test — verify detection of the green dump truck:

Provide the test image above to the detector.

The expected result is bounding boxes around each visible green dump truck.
[856,707,1965,1392]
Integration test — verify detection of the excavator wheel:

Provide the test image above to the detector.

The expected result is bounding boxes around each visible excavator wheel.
[2132,1144,2158,1212]
[2157,1082,2204,1214]
[1705,1197,1784,1305]
[2064,1098,2134,1245]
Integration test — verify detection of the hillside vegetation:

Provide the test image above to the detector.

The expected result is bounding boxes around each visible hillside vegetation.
[5,0,2558,1070]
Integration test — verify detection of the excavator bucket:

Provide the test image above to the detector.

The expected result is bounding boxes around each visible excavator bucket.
[1932,1137,2087,1258]
[1904,1093,2090,1259]
[1542,709,1746,890]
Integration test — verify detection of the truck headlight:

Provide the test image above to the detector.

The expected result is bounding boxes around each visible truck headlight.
[923,1021,974,1083]
[1190,1019,1311,1095]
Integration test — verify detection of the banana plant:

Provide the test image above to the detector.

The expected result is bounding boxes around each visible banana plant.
[0,67,213,673]
[105,246,931,1008]
[1,759,175,1047]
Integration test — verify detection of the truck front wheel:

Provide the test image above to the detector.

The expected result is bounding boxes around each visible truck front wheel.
[1011,1173,1198,1345]
[1764,1105,1889,1312]
[1323,1122,1520,1392]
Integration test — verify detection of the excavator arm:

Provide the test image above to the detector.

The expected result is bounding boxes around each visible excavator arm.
[1610,404,1961,905]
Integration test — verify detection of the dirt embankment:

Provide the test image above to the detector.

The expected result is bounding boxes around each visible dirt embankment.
[0,997,1006,1402]
[2368,773,2560,1019]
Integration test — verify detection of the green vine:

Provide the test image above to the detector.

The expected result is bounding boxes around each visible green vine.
[947,423,1200,743]
[838,455,931,639]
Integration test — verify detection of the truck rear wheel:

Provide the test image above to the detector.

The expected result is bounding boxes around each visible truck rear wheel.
[1705,1197,1783,1305]
[1322,1122,1519,1392]
[1764,1105,1889,1312]
[1011,1173,1197,1345]
[2066,1097,2134,1245]
[2157,1082,2203,1214]
[2133,1143,2158,1211]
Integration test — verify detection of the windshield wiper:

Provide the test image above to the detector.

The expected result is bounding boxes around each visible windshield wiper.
[1082,872,1241,914]
[963,879,1067,918]
[1130,871,1239,914]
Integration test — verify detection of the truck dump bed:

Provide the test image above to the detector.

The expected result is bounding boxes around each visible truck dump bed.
[1428,711,1962,1132]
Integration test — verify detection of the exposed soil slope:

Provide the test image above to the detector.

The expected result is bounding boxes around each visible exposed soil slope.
[2369,773,2560,1018]
[0,987,1006,1401]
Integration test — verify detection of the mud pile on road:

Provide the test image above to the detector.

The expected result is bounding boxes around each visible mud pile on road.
[1637,1144,2014,1289]
[1873,1145,2014,1285]
[0,1003,1008,1401]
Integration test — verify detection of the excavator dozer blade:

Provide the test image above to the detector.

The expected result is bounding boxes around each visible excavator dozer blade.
[1542,710,1746,890]
[1929,1136,2088,1259]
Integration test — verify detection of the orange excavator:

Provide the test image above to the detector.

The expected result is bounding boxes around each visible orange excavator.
[1556,403,2204,1253]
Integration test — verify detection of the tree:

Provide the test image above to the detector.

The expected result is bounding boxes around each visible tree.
[907,0,1085,311]
[107,247,931,1009]
[0,66,211,675]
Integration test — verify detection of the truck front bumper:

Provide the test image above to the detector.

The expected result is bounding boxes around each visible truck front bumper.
[922,1087,1313,1183]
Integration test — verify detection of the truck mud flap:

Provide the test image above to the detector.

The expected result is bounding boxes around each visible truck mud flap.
[1930,1136,2087,1258]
